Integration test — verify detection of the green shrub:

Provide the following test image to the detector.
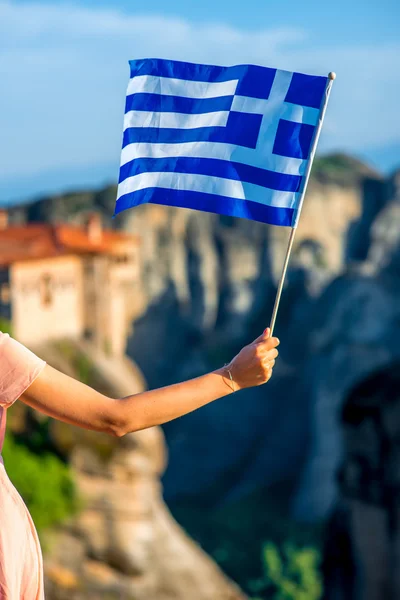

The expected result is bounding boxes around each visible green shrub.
[0,317,12,335]
[55,340,96,385]
[170,482,324,599]
[2,433,78,533]
[250,542,322,600]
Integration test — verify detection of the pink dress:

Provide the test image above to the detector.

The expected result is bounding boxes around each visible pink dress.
[0,332,46,599]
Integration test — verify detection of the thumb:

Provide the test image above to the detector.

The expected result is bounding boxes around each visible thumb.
[253,327,270,343]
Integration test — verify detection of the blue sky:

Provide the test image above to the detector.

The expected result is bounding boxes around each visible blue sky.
[0,0,399,205]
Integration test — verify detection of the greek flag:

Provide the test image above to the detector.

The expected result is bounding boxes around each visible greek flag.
[115,59,331,227]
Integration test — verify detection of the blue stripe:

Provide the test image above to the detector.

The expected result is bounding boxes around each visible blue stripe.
[273,119,315,160]
[125,93,234,114]
[129,58,276,100]
[118,157,302,193]
[115,188,294,227]
[285,73,328,109]
[123,111,262,150]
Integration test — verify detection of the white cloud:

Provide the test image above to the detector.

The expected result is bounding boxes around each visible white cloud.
[0,0,399,185]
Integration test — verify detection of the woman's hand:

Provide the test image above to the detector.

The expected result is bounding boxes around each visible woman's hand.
[226,328,279,390]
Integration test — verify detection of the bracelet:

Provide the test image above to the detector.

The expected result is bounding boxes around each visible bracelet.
[224,364,236,392]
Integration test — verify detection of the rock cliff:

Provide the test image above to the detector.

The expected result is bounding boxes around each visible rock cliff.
[293,168,400,520]
[8,154,398,520]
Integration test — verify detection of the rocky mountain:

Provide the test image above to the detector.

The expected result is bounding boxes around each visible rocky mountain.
[8,154,399,522]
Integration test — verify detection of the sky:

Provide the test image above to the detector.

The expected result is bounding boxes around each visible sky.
[0,0,399,205]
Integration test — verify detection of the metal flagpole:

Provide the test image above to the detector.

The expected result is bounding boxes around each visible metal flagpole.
[268,71,336,336]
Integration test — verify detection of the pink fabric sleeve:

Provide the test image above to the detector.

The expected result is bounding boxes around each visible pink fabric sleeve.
[0,332,46,408]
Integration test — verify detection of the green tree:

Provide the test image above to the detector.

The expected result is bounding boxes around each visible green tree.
[2,433,78,533]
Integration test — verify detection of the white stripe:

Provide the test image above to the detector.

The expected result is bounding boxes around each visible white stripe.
[120,141,307,176]
[127,75,238,99]
[117,172,299,209]
[230,96,269,114]
[231,95,319,126]
[249,69,294,163]
[123,110,229,131]
[282,103,319,126]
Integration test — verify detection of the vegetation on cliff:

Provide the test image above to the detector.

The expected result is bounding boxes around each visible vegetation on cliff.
[1,339,101,534]
[2,433,78,533]
[312,153,381,186]
[171,482,323,599]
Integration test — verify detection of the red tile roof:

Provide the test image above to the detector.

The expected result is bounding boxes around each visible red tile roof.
[0,223,139,267]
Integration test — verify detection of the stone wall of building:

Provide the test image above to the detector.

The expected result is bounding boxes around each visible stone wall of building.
[11,255,85,344]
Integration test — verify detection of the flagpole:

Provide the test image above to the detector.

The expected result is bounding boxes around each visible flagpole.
[268,71,336,336]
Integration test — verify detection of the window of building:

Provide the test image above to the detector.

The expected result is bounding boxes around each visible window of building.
[114,255,131,264]
[0,284,10,304]
[40,274,53,307]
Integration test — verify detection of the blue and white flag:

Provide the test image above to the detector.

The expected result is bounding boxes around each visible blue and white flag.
[115,59,331,227]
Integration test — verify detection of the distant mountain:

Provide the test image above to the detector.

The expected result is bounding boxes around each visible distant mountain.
[355,141,400,174]
[0,160,118,208]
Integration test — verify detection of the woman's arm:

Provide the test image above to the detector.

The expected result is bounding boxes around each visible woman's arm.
[20,329,279,437]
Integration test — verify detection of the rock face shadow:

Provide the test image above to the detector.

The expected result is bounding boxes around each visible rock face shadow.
[323,363,400,600]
